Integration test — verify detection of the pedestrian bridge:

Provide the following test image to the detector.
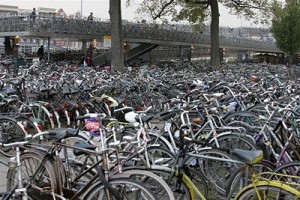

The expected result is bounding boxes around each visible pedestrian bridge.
[0,15,280,53]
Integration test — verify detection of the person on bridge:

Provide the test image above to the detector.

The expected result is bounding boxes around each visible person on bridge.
[30,8,37,22]
[87,12,93,21]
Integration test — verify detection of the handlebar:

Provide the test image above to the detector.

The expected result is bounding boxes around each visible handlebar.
[0,131,50,147]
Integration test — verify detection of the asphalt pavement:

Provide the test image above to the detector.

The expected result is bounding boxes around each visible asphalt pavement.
[0,155,8,193]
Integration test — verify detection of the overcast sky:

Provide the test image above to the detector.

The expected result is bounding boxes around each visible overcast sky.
[1,0,266,28]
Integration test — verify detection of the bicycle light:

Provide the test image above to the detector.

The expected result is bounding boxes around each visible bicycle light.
[8,157,17,169]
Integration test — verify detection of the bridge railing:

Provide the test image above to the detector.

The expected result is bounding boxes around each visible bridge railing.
[0,16,281,53]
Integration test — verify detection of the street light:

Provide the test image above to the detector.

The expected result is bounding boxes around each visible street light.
[81,0,83,18]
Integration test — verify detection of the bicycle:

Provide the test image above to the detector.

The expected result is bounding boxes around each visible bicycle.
[7,116,173,200]
[226,149,300,200]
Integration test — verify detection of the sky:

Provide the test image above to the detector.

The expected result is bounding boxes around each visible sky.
[1,0,266,28]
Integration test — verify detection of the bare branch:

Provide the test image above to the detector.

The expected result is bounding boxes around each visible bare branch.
[151,0,176,20]
[229,0,267,10]
[186,0,208,4]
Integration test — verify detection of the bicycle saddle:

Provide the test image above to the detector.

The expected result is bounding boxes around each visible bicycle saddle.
[44,128,79,140]
[231,149,263,165]
[73,140,97,156]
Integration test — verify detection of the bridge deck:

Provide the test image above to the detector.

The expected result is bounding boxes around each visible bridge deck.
[0,16,282,53]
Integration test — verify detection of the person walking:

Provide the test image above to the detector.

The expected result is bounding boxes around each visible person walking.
[37,45,44,61]
[87,12,93,21]
[30,8,37,22]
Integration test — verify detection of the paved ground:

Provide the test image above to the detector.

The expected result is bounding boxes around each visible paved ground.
[0,155,8,193]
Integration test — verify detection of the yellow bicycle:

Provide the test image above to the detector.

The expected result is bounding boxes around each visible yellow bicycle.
[227,149,300,200]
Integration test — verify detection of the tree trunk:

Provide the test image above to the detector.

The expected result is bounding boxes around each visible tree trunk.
[209,0,220,69]
[109,0,124,73]
[287,52,292,79]
[4,36,12,56]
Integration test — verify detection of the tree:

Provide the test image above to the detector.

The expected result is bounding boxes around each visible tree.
[126,0,272,68]
[110,0,124,72]
[271,0,300,65]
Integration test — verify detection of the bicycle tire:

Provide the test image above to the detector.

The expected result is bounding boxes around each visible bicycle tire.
[209,133,258,151]
[146,145,176,167]
[0,116,27,157]
[146,168,192,200]
[226,160,274,199]
[188,148,240,195]
[148,131,174,152]
[272,161,300,183]
[185,167,208,199]
[6,152,58,198]
[235,184,299,199]
[120,169,175,200]
[30,104,54,130]
[83,178,158,200]
[223,111,262,127]
[15,114,40,137]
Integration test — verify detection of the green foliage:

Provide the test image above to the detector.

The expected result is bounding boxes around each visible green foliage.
[173,3,206,22]
[126,0,272,25]
[271,0,300,54]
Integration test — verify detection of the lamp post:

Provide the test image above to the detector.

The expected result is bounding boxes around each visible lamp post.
[81,0,83,18]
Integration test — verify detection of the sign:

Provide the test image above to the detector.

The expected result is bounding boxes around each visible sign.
[103,35,111,48]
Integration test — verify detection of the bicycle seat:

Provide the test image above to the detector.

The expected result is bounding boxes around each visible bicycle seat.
[45,128,79,140]
[2,87,17,96]
[2,97,18,105]
[135,114,154,123]
[231,149,263,165]
[155,108,178,121]
[73,140,97,156]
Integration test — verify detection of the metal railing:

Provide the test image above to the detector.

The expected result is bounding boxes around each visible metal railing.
[0,16,281,53]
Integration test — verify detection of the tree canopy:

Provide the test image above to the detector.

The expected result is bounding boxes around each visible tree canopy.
[126,0,272,68]
[271,0,300,62]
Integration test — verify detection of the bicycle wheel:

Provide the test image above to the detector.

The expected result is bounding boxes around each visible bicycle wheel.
[0,116,27,157]
[190,148,240,195]
[209,133,258,151]
[15,115,40,137]
[148,131,174,152]
[120,169,175,200]
[184,167,208,199]
[30,105,54,130]
[83,178,157,200]
[272,161,300,184]
[226,161,274,199]
[147,168,192,200]
[147,146,176,167]
[236,184,299,199]
[223,111,262,128]
[6,152,58,198]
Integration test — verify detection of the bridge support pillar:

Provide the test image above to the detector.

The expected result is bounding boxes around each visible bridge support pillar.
[237,52,243,62]
[187,46,192,62]
[278,53,285,64]
[11,36,20,57]
[219,48,224,63]
[47,37,50,62]
[4,36,12,56]
[245,51,250,62]
[82,41,87,55]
